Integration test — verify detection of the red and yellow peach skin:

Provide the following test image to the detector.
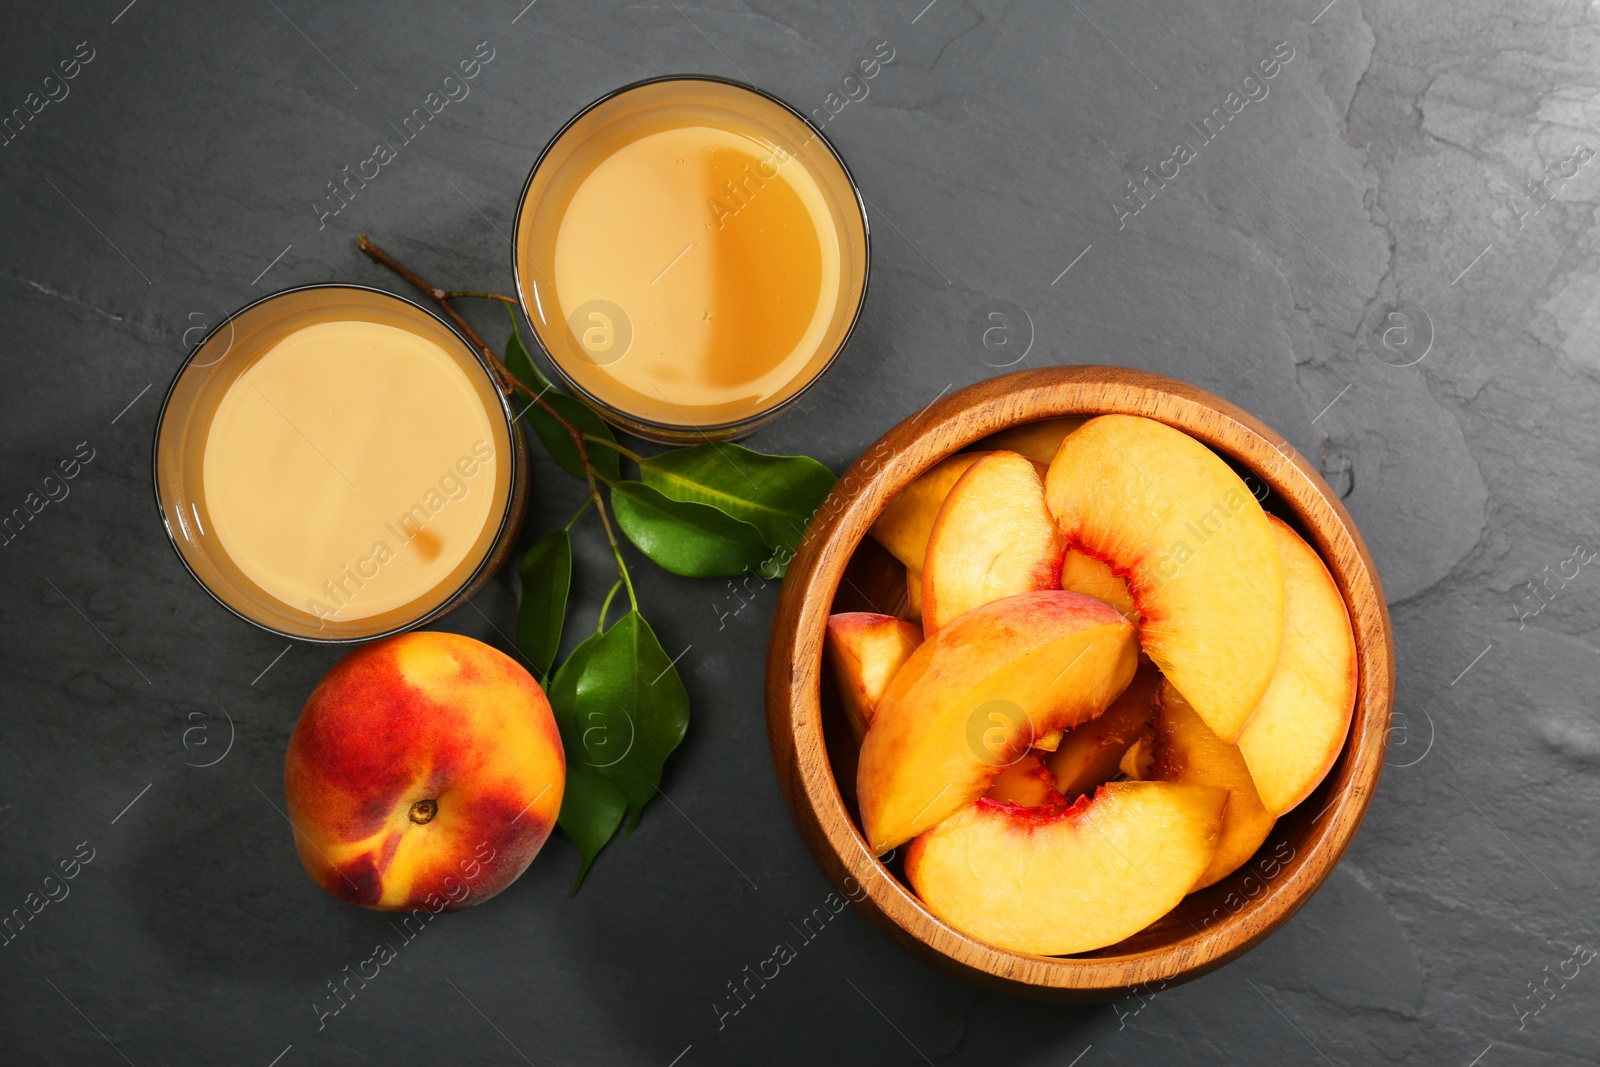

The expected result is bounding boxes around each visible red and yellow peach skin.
[285,631,565,911]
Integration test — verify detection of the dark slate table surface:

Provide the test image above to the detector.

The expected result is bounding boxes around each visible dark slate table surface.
[4,1,1597,1064]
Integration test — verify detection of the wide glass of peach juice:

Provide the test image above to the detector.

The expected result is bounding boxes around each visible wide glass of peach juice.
[513,77,871,441]
[153,286,526,642]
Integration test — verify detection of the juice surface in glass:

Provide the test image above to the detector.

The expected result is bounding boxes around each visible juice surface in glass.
[202,319,499,622]
[516,78,869,436]
[154,287,519,641]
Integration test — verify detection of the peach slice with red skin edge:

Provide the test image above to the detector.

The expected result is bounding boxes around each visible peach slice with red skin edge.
[1047,662,1161,800]
[904,781,1227,955]
[922,451,1065,633]
[983,751,1067,808]
[1235,516,1358,815]
[1151,682,1275,891]
[857,590,1138,854]
[824,612,924,744]
[1044,414,1284,742]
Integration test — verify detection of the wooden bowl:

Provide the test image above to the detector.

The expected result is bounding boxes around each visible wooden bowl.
[765,367,1394,998]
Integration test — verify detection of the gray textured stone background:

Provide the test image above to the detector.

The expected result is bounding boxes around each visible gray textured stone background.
[2,0,1597,1064]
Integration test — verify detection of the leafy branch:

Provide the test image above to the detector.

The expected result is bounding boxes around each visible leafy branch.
[357,236,834,888]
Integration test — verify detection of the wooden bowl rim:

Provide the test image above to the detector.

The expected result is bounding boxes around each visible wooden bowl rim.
[764,366,1395,997]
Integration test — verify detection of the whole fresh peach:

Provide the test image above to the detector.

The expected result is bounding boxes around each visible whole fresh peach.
[285,631,565,911]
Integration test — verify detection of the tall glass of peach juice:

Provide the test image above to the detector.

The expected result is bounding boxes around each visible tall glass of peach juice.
[513,76,871,442]
[153,285,527,642]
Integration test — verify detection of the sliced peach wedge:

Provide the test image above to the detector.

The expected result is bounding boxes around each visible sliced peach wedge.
[867,453,985,572]
[1059,549,1137,619]
[905,782,1227,955]
[857,591,1139,854]
[922,451,1064,633]
[824,613,924,744]
[1047,663,1161,800]
[983,751,1066,809]
[971,416,1085,465]
[1044,415,1284,742]
[1236,517,1357,815]
[1151,683,1275,890]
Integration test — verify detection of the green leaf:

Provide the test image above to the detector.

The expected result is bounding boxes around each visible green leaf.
[516,529,570,681]
[611,481,769,578]
[639,443,835,555]
[529,392,622,483]
[549,635,628,889]
[501,309,622,483]
[560,760,628,890]
[572,610,690,828]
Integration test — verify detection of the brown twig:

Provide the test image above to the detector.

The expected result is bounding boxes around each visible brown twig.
[356,233,637,609]
[356,235,515,393]
[443,290,519,306]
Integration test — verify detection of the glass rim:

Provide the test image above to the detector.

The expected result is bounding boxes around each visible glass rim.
[150,281,526,645]
[508,73,873,438]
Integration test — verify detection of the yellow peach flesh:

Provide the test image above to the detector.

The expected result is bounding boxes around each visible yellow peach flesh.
[923,451,1064,633]
[905,781,1226,955]
[1059,548,1137,619]
[1236,517,1358,815]
[971,416,1086,465]
[1153,683,1276,890]
[1047,663,1160,799]
[1044,414,1284,742]
[867,453,985,571]
[824,612,924,742]
[857,590,1138,853]
[982,751,1065,808]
